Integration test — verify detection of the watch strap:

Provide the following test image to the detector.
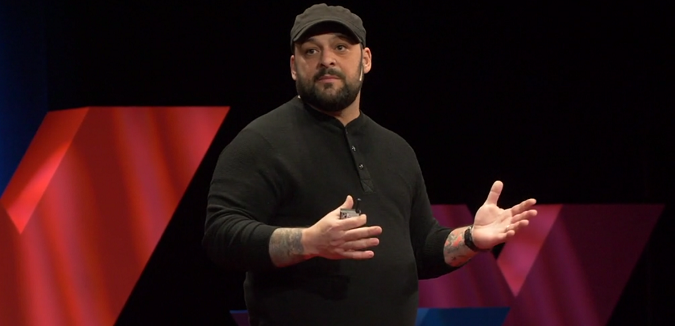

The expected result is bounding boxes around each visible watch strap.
[464,226,490,252]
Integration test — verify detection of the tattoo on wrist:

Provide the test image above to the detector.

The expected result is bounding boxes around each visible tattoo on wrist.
[443,227,475,267]
[269,228,306,267]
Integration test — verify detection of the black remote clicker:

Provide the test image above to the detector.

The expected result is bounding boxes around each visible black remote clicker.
[340,197,362,219]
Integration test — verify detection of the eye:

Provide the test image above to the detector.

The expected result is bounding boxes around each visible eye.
[336,44,347,51]
[305,48,318,55]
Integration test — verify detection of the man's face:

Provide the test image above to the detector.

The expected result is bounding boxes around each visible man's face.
[291,32,372,112]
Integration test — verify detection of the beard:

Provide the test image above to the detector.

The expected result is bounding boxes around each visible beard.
[295,63,363,113]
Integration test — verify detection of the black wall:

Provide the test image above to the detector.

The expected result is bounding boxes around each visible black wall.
[0,0,48,192]
[12,1,675,325]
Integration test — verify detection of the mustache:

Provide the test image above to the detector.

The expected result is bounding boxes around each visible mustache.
[314,68,346,81]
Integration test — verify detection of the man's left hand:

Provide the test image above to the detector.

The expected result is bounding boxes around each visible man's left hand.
[471,180,537,250]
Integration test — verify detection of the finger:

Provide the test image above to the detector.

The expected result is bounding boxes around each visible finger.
[501,230,517,242]
[339,250,375,260]
[340,237,380,251]
[485,180,503,205]
[499,228,519,239]
[329,225,380,246]
[329,238,347,247]
[341,226,382,242]
[510,209,538,223]
[510,198,537,215]
[513,220,529,231]
[334,213,368,230]
[504,220,529,233]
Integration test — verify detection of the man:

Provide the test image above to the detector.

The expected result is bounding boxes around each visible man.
[203,3,537,326]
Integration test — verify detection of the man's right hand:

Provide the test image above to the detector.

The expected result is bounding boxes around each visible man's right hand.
[302,195,382,260]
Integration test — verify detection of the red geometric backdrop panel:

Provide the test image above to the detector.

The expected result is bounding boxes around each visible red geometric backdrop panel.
[420,203,663,326]
[0,107,229,326]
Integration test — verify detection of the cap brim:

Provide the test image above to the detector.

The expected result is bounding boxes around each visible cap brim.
[292,19,361,44]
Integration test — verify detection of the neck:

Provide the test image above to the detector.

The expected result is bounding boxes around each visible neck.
[306,92,362,126]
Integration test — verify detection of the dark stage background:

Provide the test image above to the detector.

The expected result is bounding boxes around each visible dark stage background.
[2,1,673,325]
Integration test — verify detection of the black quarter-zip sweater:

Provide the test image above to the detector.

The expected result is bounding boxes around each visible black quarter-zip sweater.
[204,97,458,326]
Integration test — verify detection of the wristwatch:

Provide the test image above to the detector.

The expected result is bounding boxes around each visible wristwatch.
[464,226,490,252]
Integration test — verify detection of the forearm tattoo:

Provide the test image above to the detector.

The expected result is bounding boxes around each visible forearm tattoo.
[269,228,306,267]
[443,227,476,267]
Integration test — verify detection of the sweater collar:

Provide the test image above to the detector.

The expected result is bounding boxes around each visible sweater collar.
[293,96,368,133]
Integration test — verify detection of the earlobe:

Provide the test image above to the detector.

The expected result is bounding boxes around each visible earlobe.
[363,47,372,74]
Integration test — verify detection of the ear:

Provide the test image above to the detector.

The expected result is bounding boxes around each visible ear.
[362,47,372,74]
[290,55,297,81]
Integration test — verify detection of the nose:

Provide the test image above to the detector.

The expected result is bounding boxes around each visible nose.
[319,51,337,68]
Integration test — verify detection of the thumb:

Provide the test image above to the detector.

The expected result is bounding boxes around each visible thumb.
[340,195,353,209]
[485,180,503,205]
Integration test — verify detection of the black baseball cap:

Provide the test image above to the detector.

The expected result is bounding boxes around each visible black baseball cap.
[290,3,366,52]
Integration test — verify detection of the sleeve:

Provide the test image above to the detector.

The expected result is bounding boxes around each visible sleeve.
[409,157,459,280]
[202,128,284,273]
